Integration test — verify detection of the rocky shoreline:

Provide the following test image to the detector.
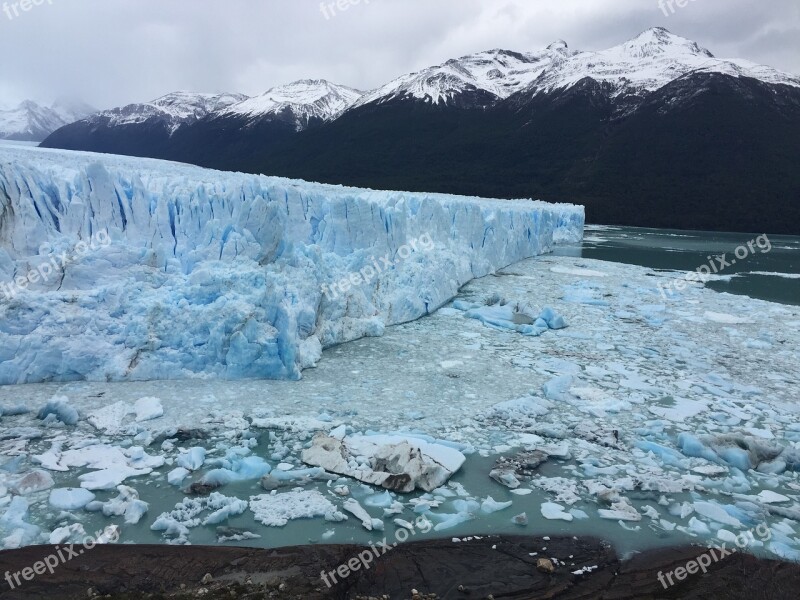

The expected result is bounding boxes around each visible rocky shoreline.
[1,536,799,599]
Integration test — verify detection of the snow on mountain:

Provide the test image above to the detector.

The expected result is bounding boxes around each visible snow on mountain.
[351,46,574,108]
[0,99,96,142]
[0,145,584,385]
[524,27,800,98]
[86,91,248,133]
[220,79,363,129]
[350,28,800,108]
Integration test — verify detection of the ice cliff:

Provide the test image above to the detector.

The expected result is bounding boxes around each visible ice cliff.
[0,146,583,384]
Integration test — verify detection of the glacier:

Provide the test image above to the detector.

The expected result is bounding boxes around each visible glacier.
[0,145,583,384]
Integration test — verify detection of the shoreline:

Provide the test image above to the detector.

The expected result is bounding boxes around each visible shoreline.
[1,536,799,599]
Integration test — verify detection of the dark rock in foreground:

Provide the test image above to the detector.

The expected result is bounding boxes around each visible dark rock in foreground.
[1,535,798,599]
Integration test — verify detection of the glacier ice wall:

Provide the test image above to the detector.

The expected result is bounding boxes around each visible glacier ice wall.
[0,146,584,384]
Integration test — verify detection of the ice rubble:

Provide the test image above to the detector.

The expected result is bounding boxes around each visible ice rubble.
[1,250,799,561]
[0,145,584,384]
[302,432,467,493]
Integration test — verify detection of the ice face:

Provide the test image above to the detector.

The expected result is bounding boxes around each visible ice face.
[0,146,584,385]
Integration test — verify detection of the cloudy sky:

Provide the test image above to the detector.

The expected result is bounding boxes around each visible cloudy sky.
[1,0,798,109]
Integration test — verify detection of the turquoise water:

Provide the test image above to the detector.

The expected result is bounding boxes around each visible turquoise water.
[555,226,800,305]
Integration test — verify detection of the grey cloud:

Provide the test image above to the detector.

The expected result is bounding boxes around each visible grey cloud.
[0,0,797,109]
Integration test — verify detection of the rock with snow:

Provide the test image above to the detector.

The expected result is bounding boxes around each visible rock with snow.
[302,433,466,493]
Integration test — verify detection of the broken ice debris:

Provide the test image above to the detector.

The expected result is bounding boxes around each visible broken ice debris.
[302,433,466,493]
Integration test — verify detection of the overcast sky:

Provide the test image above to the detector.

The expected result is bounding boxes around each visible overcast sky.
[1,0,798,109]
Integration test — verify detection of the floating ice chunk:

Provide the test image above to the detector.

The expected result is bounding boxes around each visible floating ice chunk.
[693,501,743,528]
[364,491,394,508]
[102,486,149,525]
[431,508,476,532]
[329,424,347,440]
[49,523,86,545]
[86,401,134,434]
[343,498,374,530]
[176,447,206,471]
[134,397,164,422]
[756,490,791,504]
[151,493,253,543]
[541,502,573,521]
[124,500,150,525]
[636,441,690,469]
[79,467,149,491]
[203,499,248,525]
[302,433,465,493]
[250,490,346,527]
[598,498,641,522]
[37,396,79,426]
[49,488,96,510]
[167,467,190,486]
[538,307,568,330]
[11,470,55,495]
[532,477,581,505]
[481,496,513,514]
[0,497,39,549]
[677,433,722,464]
[768,542,800,562]
[394,518,415,530]
[512,512,528,526]
[691,465,729,476]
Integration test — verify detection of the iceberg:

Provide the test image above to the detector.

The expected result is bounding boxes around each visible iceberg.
[0,145,584,384]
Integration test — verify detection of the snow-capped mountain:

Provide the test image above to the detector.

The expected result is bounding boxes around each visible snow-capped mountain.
[350,45,573,108]
[351,27,799,109]
[522,27,800,98]
[41,28,800,234]
[86,91,248,133]
[219,79,363,130]
[0,98,96,142]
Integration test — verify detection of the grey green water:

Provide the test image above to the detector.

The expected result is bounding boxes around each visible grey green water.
[556,225,800,305]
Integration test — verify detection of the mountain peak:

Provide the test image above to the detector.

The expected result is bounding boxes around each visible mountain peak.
[221,79,363,128]
[621,27,714,58]
[547,40,569,54]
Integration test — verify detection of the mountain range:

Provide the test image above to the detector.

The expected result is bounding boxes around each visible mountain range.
[40,28,800,233]
[0,98,96,142]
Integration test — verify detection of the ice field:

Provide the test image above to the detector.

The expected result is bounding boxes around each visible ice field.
[1,252,799,560]
[1,146,799,564]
